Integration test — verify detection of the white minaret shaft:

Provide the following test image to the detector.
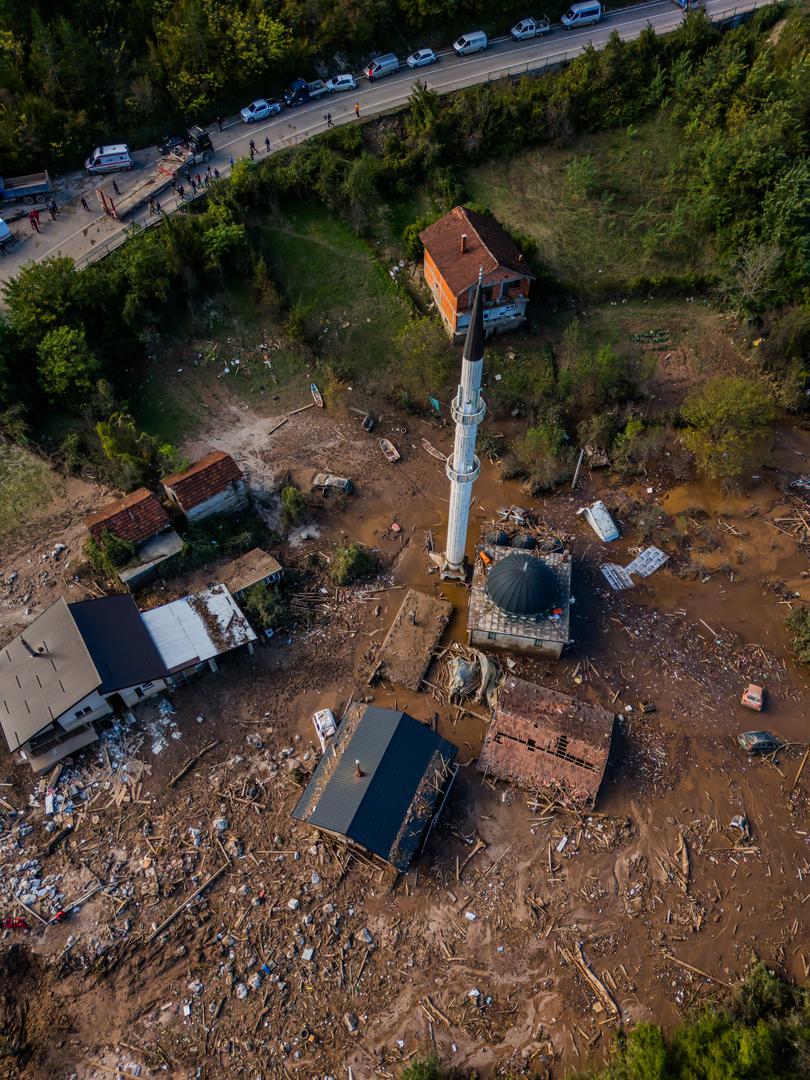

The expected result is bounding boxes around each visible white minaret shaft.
[443,269,486,578]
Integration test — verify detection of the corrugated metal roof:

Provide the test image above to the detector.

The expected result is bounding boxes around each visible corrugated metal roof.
[0,599,100,751]
[68,595,168,693]
[140,585,256,673]
[292,705,457,872]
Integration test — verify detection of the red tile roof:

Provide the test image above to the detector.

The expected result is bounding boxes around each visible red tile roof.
[419,206,534,299]
[161,451,243,511]
[85,488,170,546]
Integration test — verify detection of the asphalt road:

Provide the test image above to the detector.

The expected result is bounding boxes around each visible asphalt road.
[0,0,764,286]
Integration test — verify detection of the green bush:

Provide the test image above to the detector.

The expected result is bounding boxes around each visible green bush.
[401,1056,446,1080]
[174,512,269,573]
[84,530,136,578]
[239,582,287,634]
[507,415,574,493]
[330,542,378,585]
[281,484,308,525]
[786,607,810,665]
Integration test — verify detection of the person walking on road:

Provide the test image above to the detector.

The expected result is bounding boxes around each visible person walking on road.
[264,136,271,152]
[112,179,121,196]
[354,101,360,118]
[206,164,213,178]
[195,173,202,187]
[228,156,234,169]
[326,112,333,127]
[217,116,223,132]
[154,199,162,215]
[177,182,185,199]
[29,209,40,233]
[213,167,220,180]
[189,177,197,193]
[81,195,91,211]
[250,144,256,161]
[46,198,58,220]
[249,138,256,154]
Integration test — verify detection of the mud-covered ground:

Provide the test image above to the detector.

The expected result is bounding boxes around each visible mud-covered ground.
[1,397,809,1079]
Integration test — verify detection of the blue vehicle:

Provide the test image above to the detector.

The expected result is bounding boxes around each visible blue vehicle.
[0,171,50,205]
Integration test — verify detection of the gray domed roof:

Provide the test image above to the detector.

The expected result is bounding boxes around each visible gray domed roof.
[485,554,558,618]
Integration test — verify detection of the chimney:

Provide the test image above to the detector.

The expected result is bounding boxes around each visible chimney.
[460,233,467,255]
[354,759,365,778]
[20,637,40,658]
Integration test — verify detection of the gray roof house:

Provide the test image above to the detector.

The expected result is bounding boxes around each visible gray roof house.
[1,587,256,772]
[292,704,458,872]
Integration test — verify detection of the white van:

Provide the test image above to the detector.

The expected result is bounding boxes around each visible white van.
[453,31,488,55]
[561,1,602,28]
[365,53,400,81]
[84,145,134,174]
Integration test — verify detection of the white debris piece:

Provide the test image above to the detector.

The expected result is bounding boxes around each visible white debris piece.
[579,500,620,542]
[626,545,669,578]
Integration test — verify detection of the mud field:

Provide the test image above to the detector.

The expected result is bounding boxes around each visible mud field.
[1,398,809,1079]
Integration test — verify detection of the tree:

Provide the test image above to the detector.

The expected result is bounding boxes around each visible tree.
[394,318,453,406]
[2,257,81,348]
[680,376,776,478]
[84,530,136,579]
[280,484,308,525]
[95,412,181,490]
[330,542,378,585]
[36,325,100,405]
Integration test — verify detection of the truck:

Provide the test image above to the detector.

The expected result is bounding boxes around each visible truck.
[510,16,552,39]
[283,78,330,107]
[108,127,215,219]
[0,171,51,205]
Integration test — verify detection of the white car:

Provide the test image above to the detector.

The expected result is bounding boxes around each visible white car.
[326,73,357,93]
[240,98,282,123]
[407,48,438,68]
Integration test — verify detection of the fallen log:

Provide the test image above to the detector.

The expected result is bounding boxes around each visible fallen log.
[169,740,221,788]
[145,863,229,945]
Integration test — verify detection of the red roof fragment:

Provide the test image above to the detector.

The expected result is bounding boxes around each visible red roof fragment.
[85,488,170,546]
[161,451,243,512]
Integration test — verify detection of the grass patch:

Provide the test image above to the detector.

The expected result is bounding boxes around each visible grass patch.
[465,115,715,294]
[0,443,62,539]
[259,202,412,380]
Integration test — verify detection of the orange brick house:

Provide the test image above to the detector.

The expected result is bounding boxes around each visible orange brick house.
[419,206,534,342]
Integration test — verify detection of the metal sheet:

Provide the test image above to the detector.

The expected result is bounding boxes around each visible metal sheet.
[600,564,634,591]
[625,545,669,578]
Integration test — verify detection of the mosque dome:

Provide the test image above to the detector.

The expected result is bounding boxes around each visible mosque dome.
[485,554,559,618]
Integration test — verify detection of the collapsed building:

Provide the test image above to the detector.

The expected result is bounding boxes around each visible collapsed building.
[478,676,615,806]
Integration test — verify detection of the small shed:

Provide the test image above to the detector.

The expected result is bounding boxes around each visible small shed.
[479,676,615,806]
[220,548,282,600]
[292,704,458,872]
[161,451,248,522]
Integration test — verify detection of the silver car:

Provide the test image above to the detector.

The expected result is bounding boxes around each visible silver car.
[326,73,357,92]
[407,48,438,68]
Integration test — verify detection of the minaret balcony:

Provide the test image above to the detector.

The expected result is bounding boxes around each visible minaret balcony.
[451,395,486,427]
[446,456,481,484]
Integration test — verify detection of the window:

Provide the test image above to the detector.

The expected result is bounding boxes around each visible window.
[534,638,545,647]
[134,687,144,699]
[487,631,498,641]
[74,706,93,719]
[141,681,154,690]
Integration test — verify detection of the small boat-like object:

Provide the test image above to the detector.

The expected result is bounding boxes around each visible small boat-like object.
[311,383,324,408]
[379,438,401,463]
[421,437,446,462]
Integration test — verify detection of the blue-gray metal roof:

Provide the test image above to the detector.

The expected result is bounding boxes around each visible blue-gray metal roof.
[292,705,457,872]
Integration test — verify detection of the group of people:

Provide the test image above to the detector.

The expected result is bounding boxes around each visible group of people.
[28,197,60,233]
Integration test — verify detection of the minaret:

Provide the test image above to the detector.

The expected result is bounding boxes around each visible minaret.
[441,269,486,581]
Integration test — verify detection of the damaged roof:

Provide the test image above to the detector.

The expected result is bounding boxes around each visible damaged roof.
[161,451,243,511]
[419,206,535,299]
[220,548,282,595]
[479,677,615,804]
[140,585,256,673]
[85,488,171,546]
[292,705,457,872]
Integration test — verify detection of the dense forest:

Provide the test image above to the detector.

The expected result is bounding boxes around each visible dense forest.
[0,6,807,492]
[0,0,562,172]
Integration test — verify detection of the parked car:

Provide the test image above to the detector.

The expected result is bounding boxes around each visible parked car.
[407,48,438,68]
[0,218,14,253]
[365,53,400,81]
[453,31,488,56]
[561,1,602,28]
[511,17,551,40]
[283,79,329,106]
[737,730,782,754]
[240,99,282,123]
[326,73,357,92]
